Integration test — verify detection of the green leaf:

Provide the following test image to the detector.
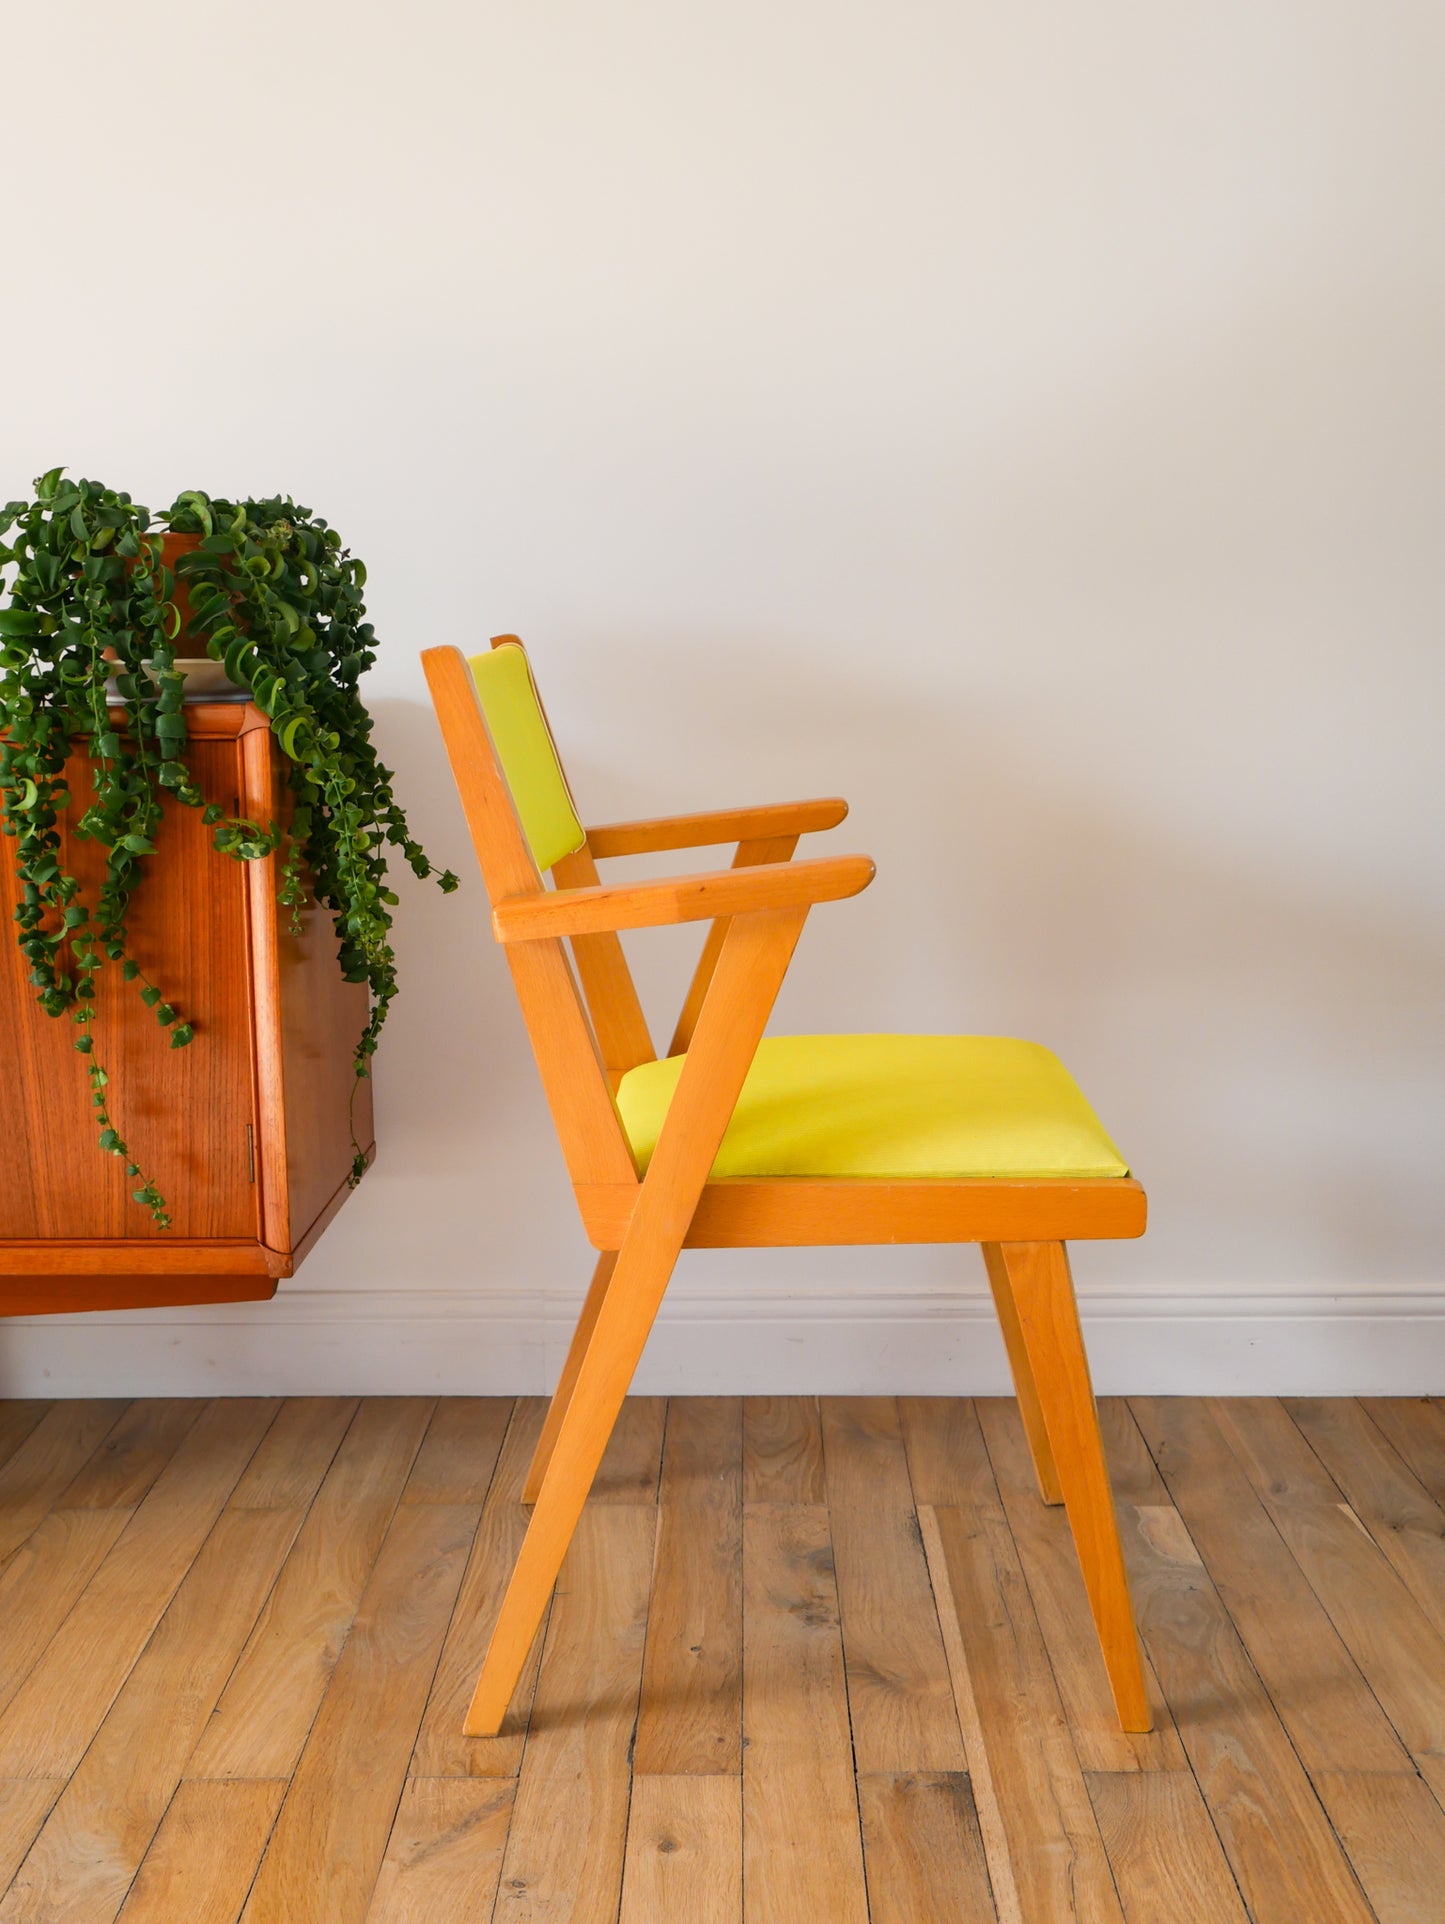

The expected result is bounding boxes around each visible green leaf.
[155,1001,176,1025]
[139,984,160,1007]
[122,958,140,980]
[169,1023,193,1047]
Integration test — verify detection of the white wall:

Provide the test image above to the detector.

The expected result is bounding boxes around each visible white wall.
[3,1,1442,1394]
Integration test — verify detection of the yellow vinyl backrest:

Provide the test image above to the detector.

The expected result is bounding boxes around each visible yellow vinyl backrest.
[468,642,585,874]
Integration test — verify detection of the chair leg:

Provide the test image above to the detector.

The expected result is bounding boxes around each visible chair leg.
[997,1239,1152,1732]
[464,1223,683,1735]
[981,1242,1064,1505]
[523,1250,619,1504]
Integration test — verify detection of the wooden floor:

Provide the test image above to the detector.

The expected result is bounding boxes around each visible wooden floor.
[0,1395,1442,1920]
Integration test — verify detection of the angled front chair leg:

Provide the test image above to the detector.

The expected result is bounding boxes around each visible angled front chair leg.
[998,1239,1152,1731]
[523,1250,619,1505]
[464,906,809,1737]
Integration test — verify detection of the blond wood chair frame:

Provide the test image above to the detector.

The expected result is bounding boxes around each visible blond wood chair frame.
[423,639,1151,1738]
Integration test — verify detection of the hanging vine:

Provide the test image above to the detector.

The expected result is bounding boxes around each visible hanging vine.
[0,469,457,1225]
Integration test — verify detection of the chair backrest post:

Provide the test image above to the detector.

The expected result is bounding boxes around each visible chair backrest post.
[422,644,639,1194]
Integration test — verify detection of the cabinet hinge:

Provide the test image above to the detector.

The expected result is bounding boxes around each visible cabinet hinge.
[245,1123,256,1184]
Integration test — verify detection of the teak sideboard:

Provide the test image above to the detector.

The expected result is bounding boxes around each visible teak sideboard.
[0,701,373,1315]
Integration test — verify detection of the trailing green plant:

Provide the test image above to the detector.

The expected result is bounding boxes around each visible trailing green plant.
[0,468,457,1225]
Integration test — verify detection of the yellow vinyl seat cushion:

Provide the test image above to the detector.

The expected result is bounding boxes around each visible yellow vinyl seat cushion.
[616,1034,1130,1181]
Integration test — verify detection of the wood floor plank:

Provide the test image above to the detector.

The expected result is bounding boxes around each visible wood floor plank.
[1362,1398,1445,1509]
[57,1400,204,1511]
[1130,1396,1412,1773]
[619,1774,741,1924]
[399,1399,513,1507]
[742,1396,825,1505]
[590,1395,666,1503]
[240,1503,477,1924]
[1287,1395,1445,1642]
[0,1510,135,1723]
[1119,1498,1375,1922]
[821,1397,966,1774]
[492,1505,656,1922]
[188,1397,435,1782]
[0,1408,51,1478]
[634,1397,742,1775]
[1310,1768,1445,1924]
[927,1502,1125,1924]
[408,1399,552,1780]
[227,1398,359,1511]
[742,1504,869,1924]
[0,1401,128,1563]
[857,1771,997,1924]
[0,1399,280,1780]
[978,1400,1184,1773]
[115,1781,285,1924]
[1210,1397,1445,1799]
[365,1779,514,1921]
[1097,1398,1172,1505]
[0,1786,60,1898]
[1086,1772,1248,1923]
[0,1507,302,1924]
[899,1395,996,1509]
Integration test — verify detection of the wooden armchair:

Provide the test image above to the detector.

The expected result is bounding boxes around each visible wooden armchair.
[424,636,1151,1737]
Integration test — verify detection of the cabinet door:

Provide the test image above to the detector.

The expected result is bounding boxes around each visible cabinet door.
[0,735,261,1240]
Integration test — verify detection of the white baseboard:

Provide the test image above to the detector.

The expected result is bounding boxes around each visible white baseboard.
[1,1277,1441,1398]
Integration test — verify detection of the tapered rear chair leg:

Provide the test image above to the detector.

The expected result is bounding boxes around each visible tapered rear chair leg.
[524,1250,619,1505]
[998,1239,1152,1731]
[981,1241,1064,1505]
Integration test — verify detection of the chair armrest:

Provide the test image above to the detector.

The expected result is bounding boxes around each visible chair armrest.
[492,853,875,943]
[584,797,848,858]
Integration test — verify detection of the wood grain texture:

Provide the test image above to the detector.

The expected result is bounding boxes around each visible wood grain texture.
[0,730,259,1244]
[1209,1396,1445,1798]
[619,1774,741,1924]
[978,1400,1184,1773]
[188,1397,433,1782]
[408,1399,551,1780]
[996,1241,1149,1731]
[0,703,375,1307]
[1120,1500,1376,1923]
[3,1394,1441,1922]
[634,1397,742,1774]
[858,1771,997,1924]
[1362,1396,1445,1508]
[0,1788,60,1902]
[586,797,847,857]
[928,1502,1125,1924]
[0,1509,136,1723]
[366,1779,515,1922]
[577,1175,1150,1250]
[0,1401,128,1561]
[1287,1394,1445,1642]
[0,1398,279,1780]
[742,1395,825,1504]
[821,1397,966,1774]
[115,1781,285,1924]
[1086,1772,1248,1923]
[742,1505,869,1924]
[491,852,874,941]
[240,1503,476,1924]
[0,1506,301,1924]
[1309,1768,1445,1924]
[0,1406,49,1476]
[492,1505,655,1922]
[1132,1395,1414,1772]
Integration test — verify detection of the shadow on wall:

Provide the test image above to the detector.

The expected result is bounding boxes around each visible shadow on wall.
[328,650,1443,1302]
